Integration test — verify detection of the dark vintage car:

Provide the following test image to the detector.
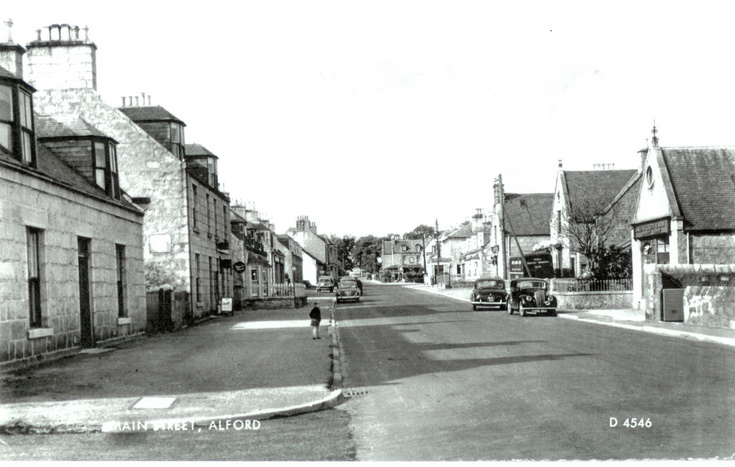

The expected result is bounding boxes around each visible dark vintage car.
[316,275,335,293]
[508,277,557,316]
[470,277,508,310]
[335,278,361,303]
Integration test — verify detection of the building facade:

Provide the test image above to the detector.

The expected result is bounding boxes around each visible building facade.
[0,45,145,365]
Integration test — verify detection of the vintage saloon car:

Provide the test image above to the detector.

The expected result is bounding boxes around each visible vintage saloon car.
[508,277,557,316]
[335,277,361,303]
[470,277,508,310]
[316,275,335,293]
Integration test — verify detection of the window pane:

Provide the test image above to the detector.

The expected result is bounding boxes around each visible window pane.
[0,85,12,121]
[27,230,39,279]
[0,122,12,152]
[20,92,32,129]
[96,168,106,189]
[94,142,106,168]
[21,131,32,164]
[171,123,180,143]
[109,143,117,172]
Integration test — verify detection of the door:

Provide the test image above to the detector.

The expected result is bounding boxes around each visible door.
[78,237,94,347]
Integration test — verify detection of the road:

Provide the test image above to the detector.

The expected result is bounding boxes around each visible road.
[2,282,734,461]
[334,282,735,461]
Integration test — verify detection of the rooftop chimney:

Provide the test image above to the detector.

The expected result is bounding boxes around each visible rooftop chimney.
[26,23,98,91]
[0,19,25,79]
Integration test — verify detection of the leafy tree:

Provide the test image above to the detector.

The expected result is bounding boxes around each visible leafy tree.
[352,235,383,274]
[404,224,436,240]
[328,235,356,273]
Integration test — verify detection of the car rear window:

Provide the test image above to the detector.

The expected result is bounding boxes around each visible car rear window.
[476,280,504,289]
[518,281,546,289]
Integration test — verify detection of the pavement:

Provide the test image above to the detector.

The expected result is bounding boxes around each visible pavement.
[0,297,344,434]
[403,283,735,348]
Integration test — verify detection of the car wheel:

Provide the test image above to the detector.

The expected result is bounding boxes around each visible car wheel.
[500,303,507,311]
[519,302,527,317]
[548,309,557,317]
[472,304,477,311]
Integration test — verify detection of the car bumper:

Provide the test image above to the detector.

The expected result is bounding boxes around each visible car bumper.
[471,300,507,307]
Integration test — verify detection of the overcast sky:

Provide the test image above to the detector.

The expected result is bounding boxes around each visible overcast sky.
[7,1,735,238]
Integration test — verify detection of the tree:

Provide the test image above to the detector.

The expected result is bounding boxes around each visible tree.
[557,199,631,279]
[404,224,436,240]
[352,235,383,274]
[328,235,356,273]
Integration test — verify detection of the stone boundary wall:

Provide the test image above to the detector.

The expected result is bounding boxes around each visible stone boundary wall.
[237,297,297,311]
[554,291,633,310]
[683,286,735,329]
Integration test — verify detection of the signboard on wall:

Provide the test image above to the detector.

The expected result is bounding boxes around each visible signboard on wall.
[634,218,670,240]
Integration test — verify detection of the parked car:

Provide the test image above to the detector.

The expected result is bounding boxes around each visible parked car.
[470,277,508,310]
[508,277,557,316]
[335,278,361,303]
[316,275,335,293]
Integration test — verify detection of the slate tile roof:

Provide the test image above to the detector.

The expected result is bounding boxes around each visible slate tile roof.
[564,169,638,214]
[185,143,217,158]
[0,66,18,80]
[35,114,111,140]
[0,143,139,212]
[503,193,554,236]
[118,105,185,124]
[661,147,735,231]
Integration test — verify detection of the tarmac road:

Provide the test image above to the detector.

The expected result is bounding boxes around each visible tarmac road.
[334,283,735,461]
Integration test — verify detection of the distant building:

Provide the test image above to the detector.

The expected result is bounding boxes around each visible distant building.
[381,236,424,282]
[287,216,339,282]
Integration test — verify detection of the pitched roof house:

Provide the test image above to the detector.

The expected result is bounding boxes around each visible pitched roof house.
[550,162,639,277]
[0,38,145,365]
[25,23,231,323]
[631,129,735,322]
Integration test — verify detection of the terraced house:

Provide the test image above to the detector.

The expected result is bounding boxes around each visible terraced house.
[25,23,231,327]
[0,35,145,365]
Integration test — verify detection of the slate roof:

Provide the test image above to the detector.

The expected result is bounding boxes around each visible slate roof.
[185,143,218,158]
[661,147,735,231]
[503,193,554,236]
[35,115,112,140]
[0,143,140,213]
[118,105,185,124]
[564,169,638,214]
[0,65,18,80]
[446,222,472,239]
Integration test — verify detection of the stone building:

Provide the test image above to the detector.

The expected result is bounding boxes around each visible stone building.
[24,24,231,322]
[488,175,553,279]
[0,41,145,365]
[550,162,638,277]
[287,216,340,282]
[381,236,425,282]
[631,128,735,325]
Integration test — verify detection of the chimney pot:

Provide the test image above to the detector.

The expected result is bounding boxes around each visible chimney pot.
[121,96,126,106]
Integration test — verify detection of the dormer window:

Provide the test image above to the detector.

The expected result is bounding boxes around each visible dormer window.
[93,140,120,199]
[207,156,217,187]
[170,122,184,159]
[0,81,36,166]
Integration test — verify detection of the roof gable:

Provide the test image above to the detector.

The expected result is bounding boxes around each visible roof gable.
[564,169,638,214]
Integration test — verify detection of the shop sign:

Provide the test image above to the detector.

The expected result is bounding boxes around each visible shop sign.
[634,219,670,239]
[233,261,247,273]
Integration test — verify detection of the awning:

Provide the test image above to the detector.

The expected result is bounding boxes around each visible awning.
[247,255,271,267]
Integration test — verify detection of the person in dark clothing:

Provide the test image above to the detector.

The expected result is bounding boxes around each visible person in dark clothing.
[309,303,322,339]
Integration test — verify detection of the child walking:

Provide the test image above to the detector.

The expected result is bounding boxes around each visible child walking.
[309,303,322,340]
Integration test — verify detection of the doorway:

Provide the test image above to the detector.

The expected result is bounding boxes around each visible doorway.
[78,237,94,347]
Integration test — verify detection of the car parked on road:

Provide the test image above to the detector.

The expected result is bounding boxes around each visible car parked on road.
[470,277,508,310]
[335,277,361,303]
[316,275,335,293]
[508,277,557,316]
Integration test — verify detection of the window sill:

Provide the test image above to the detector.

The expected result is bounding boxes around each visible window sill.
[28,328,54,339]
[117,317,132,325]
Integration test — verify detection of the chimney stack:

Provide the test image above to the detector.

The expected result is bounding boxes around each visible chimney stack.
[25,23,98,90]
[0,19,26,79]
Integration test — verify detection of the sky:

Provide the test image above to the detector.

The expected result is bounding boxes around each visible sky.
[6,1,735,238]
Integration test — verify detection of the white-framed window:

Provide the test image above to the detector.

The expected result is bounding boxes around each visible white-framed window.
[93,140,120,199]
